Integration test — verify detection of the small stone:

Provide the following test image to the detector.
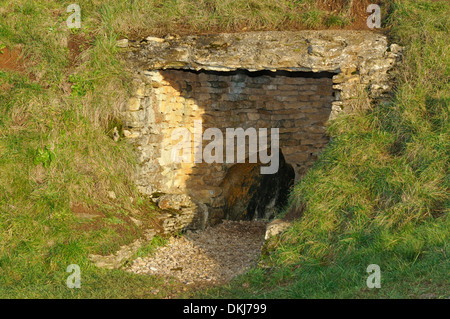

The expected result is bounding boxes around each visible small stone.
[389,43,402,54]
[123,129,131,137]
[146,36,165,43]
[123,130,140,138]
[116,39,128,48]
[112,127,120,142]
[107,191,116,200]
[130,217,142,227]
[265,219,291,240]
[128,97,140,111]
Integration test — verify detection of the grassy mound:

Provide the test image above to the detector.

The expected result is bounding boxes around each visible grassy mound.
[0,0,448,298]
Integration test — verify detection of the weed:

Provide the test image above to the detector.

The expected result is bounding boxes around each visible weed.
[33,146,55,168]
[301,9,324,29]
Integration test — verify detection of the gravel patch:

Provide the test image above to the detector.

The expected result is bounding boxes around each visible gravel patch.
[126,220,267,285]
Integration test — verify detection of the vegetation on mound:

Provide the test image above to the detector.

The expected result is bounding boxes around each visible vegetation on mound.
[0,0,448,298]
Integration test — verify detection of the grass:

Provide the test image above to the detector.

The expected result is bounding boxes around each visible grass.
[0,0,170,298]
[0,0,448,299]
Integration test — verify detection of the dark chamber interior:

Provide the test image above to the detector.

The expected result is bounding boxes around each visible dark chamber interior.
[221,150,295,221]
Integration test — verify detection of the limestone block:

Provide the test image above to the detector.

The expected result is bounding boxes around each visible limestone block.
[123,129,140,138]
[156,194,193,210]
[146,36,165,43]
[247,112,260,121]
[125,110,146,127]
[116,39,128,48]
[128,97,141,111]
[265,219,292,240]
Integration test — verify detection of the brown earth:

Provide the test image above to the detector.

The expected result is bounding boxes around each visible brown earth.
[70,200,164,255]
[71,202,105,219]
[67,33,93,67]
[0,46,26,73]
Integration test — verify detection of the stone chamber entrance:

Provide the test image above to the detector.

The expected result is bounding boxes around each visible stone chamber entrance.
[89,31,403,283]
[121,30,402,231]
[98,30,405,285]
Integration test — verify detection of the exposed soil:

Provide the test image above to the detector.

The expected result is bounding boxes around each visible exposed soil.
[0,45,43,85]
[0,46,26,73]
[70,201,164,256]
[71,202,105,219]
[282,202,305,222]
[318,0,380,30]
[126,220,267,286]
[67,33,93,67]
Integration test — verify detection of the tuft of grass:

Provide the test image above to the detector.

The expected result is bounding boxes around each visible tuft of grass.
[325,14,351,28]
[301,9,324,29]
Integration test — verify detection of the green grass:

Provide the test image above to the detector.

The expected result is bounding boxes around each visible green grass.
[0,0,448,299]
[0,0,167,298]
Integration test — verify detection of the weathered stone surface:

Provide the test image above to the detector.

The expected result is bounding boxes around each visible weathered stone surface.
[127,31,392,75]
[154,194,207,232]
[156,193,192,210]
[116,38,128,48]
[126,69,334,201]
